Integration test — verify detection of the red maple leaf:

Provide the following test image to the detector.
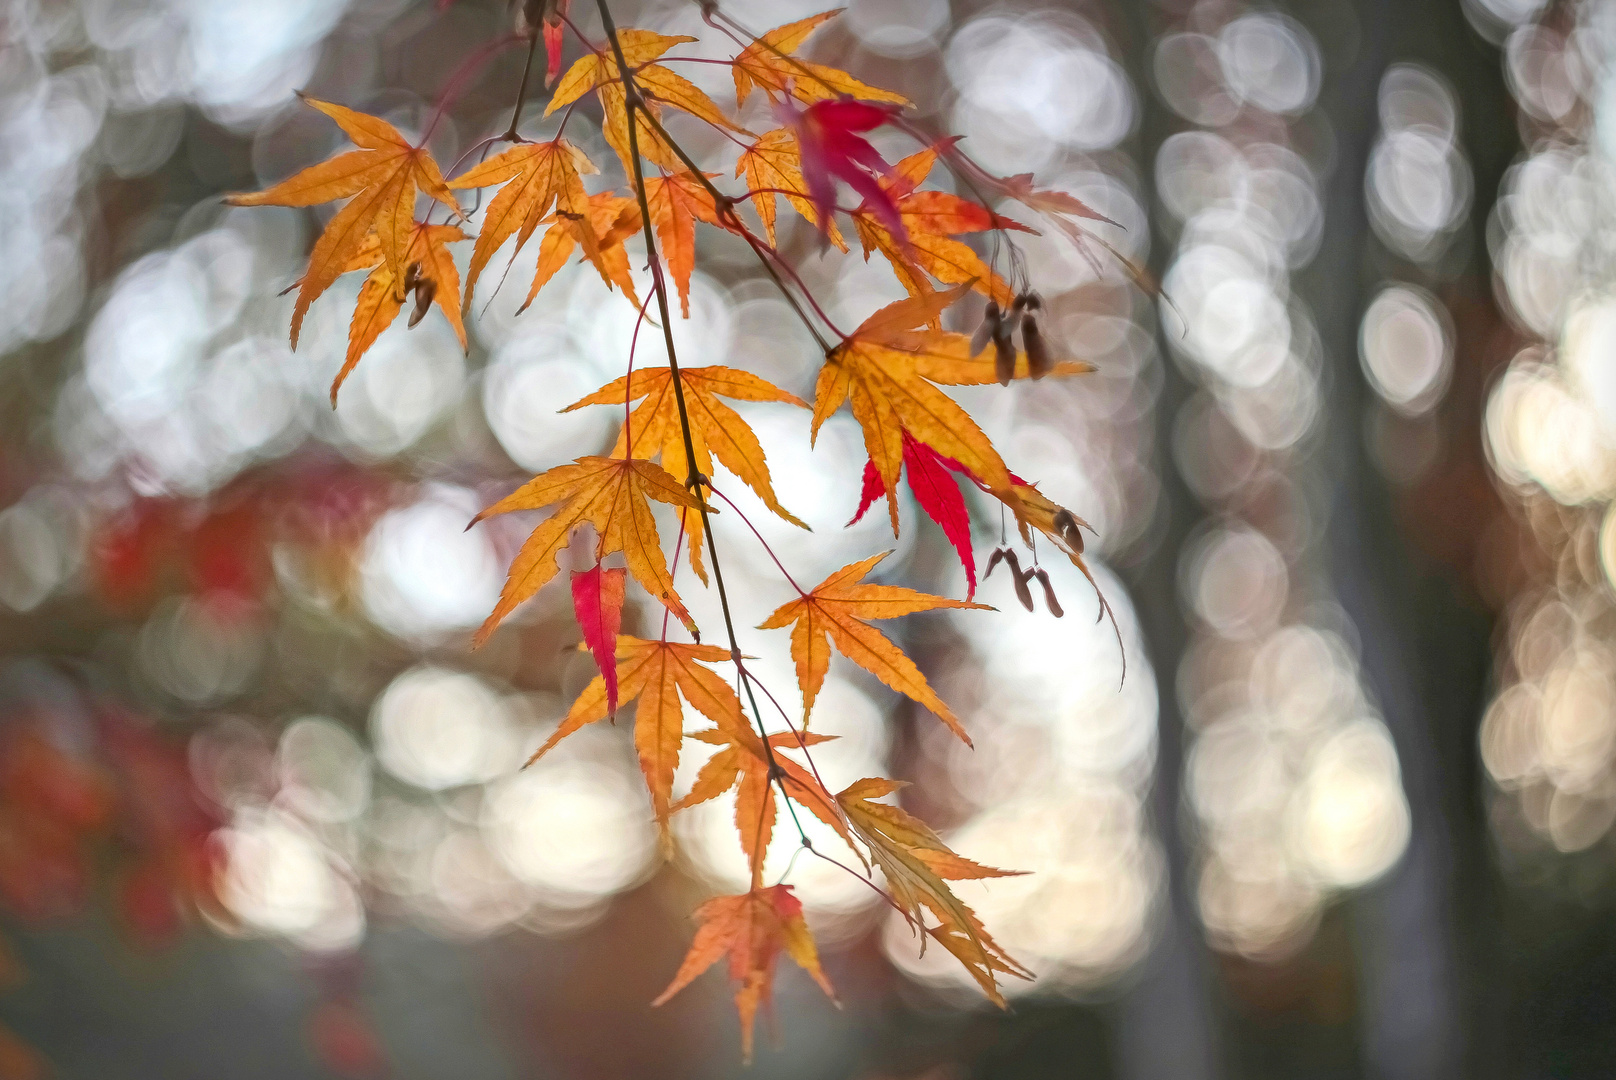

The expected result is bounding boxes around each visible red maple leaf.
[850,431,982,599]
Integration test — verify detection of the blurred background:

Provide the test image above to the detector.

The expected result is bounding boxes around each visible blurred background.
[0,0,1610,1076]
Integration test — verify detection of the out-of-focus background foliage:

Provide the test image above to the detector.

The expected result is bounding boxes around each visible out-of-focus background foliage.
[0,0,1610,1075]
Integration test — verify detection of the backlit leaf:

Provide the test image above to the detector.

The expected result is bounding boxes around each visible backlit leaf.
[448,138,596,307]
[733,11,909,107]
[224,97,462,348]
[531,636,740,829]
[653,885,834,1062]
[470,457,699,644]
[757,553,986,742]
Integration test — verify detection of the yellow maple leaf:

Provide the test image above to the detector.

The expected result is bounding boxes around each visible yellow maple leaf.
[642,172,732,317]
[732,11,909,108]
[812,284,1013,498]
[757,552,986,743]
[470,456,699,645]
[446,138,597,307]
[564,364,810,584]
[224,96,462,348]
[519,191,643,312]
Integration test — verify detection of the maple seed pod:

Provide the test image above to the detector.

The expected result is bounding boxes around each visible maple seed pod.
[1012,568,1036,613]
[971,300,1001,358]
[1023,315,1052,379]
[408,276,437,330]
[1033,567,1064,618]
[992,318,1016,387]
[1001,549,1035,612]
[983,547,1007,580]
[1052,508,1085,554]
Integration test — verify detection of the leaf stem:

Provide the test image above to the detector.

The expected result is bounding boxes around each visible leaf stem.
[705,483,805,596]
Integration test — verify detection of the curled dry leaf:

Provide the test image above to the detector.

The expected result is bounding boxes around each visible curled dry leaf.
[838,778,1031,1005]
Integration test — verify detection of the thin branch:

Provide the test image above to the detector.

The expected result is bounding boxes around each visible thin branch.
[502,31,544,140]
[593,0,801,831]
[421,32,523,145]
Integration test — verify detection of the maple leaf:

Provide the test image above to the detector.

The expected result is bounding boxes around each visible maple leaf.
[642,172,733,317]
[564,365,809,583]
[546,30,749,175]
[788,98,906,247]
[812,284,1012,499]
[757,552,985,743]
[653,884,834,1062]
[333,222,467,403]
[736,128,847,250]
[851,144,1036,309]
[571,564,626,713]
[521,0,573,87]
[732,10,909,108]
[837,778,1030,1004]
[470,457,698,645]
[446,138,596,307]
[850,432,979,599]
[528,635,741,829]
[675,725,848,885]
[519,191,643,312]
[840,333,1096,593]
[223,96,462,348]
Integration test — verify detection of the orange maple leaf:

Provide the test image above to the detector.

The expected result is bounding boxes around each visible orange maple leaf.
[519,191,643,312]
[838,777,1030,1004]
[812,284,1013,498]
[757,552,986,743]
[735,128,848,250]
[333,222,467,403]
[674,725,848,887]
[223,96,462,348]
[469,456,699,645]
[732,11,909,108]
[527,635,741,829]
[642,172,734,317]
[446,137,597,307]
[564,364,810,577]
[546,30,749,175]
[653,884,834,1062]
